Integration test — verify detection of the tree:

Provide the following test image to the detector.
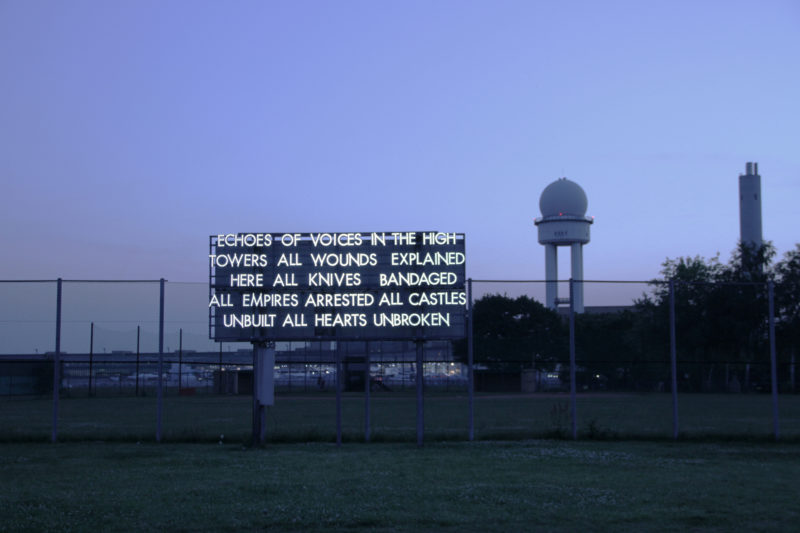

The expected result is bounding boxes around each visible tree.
[456,294,566,371]
[574,310,649,390]
[709,242,776,390]
[635,255,723,391]
[774,244,800,391]
[639,243,776,391]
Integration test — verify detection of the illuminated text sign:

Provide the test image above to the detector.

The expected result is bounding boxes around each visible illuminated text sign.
[209,232,466,341]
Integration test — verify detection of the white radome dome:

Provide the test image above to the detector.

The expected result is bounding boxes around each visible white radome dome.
[539,178,588,217]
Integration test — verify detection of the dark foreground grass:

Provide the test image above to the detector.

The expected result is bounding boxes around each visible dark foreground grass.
[2,392,800,443]
[1,440,799,532]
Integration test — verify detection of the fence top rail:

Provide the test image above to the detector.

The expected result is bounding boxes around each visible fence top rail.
[471,279,662,285]
[470,279,772,286]
[1,278,773,286]
[0,279,164,283]
[470,279,658,284]
[0,280,58,283]
[672,280,770,287]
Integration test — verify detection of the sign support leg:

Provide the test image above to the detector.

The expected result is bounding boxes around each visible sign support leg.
[251,342,274,445]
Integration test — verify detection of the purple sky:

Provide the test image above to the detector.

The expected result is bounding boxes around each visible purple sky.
[2,1,799,286]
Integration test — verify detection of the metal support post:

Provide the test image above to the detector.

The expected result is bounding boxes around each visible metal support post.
[51,278,62,443]
[768,281,779,441]
[569,278,577,440]
[178,328,183,393]
[467,278,474,441]
[135,326,140,396]
[336,342,342,446]
[365,341,371,443]
[156,278,164,442]
[669,280,679,440]
[416,339,424,446]
[252,343,260,445]
[250,341,273,445]
[88,322,94,397]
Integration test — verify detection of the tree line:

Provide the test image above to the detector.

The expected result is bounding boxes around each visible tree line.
[456,243,800,393]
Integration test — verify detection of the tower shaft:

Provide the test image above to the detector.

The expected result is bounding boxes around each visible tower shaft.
[541,243,585,313]
[545,244,558,309]
[571,243,584,312]
[739,162,763,250]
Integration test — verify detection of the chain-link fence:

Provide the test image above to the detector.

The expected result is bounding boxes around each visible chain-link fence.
[468,279,798,441]
[1,279,797,443]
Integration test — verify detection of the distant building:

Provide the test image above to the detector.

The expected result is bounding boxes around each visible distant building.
[556,305,633,317]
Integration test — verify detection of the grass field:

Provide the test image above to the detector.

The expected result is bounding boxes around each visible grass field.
[1,440,799,532]
[1,392,799,443]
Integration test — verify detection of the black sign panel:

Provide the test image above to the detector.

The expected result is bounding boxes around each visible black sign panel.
[209,232,466,341]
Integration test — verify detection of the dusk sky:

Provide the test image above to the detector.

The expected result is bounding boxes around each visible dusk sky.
[2,1,799,285]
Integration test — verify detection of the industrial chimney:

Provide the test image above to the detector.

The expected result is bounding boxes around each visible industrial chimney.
[739,162,763,250]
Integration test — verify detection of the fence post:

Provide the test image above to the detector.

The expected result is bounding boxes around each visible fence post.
[569,278,577,440]
[365,341,371,443]
[156,278,164,442]
[768,281,779,441]
[218,343,223,394]
[88,322,94,397]
[252,342,260,445]
[336,341,342,447]
[467,278,474,442]
[669,279,679,440]
[51,278,62,443]
[416,339,425,446]
[178,328,183,394]
[135,326,140,396]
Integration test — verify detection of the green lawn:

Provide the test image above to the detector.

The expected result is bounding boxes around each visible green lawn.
[1,392,799,443]
[1,440,798,532]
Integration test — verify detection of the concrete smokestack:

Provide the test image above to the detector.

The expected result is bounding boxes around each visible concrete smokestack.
[739,161,763,250]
